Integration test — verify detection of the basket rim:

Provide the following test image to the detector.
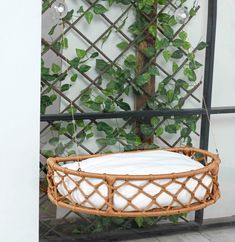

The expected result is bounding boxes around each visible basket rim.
[47,147,220,180]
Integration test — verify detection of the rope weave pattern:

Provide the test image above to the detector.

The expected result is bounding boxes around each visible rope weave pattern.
[47,147,220,217]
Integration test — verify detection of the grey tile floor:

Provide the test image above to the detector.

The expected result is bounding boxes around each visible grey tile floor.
[121,226,235,242]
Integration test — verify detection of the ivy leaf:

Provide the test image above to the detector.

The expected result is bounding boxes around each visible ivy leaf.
[171,50,184,59]
[181,127,191,138]
[57,72,67,82]
[148,65,160,76]
[155,38,169,49]
[144,217,155,226]
[70,57,80,68]
[58,127,67,135]
[108,0,115,6]
[48,24,57,36]
[179,31,187,41]
[167,90,175,103]
[76,120,85,128]
[67,123,75,136]
[41,95,52,106]
[155,127,164,137]
[172,62,179,73]
[79,64,91,73]
[189,61,202,70]
[158,13,171,24]
[104,99,115,112]
[111,217,125,225]
[187,120,197,132]
[144,47,156,58]
[148,25,156,37]
[196,41,208,51]
[84,100,102,111]
[61,37,68,49]
[76,48,86,59]
[172,39,184,48]
[116,0,131,5]
[165,124,178,134]
[128,23,140,36]
[97,137,117,146]
[124,54,137,68]
[140,124,153,136]
[93,4,108,14]
[62,10,74,22]
[116,99,131,111]
[42,150,55,158]
[162,25,174,39]
[116,41,129,50]
[49,137,59,146]
[51,63,61,74]
[96,59,110,72]
[124,86,130,95]
[90,52,99,58]
[42,0,50,13]
[61,84,70,92]
[126,133,141,146]
[135,217,144,228]
[168,16,177,26]
[163,50,171,62]
[70,74,78,82]
[158,82,167,95]
[67,150,76,156]
[77,6,84,14]
[101,29,112,47]
[151,116,160,126]
[67,106,77,114]
[136,73,151,86]
[95,96,104,104]
[84,11,93,24]
[80,89,91,102]
[86,133,94,139]
[182,41,191,50]
[175,79,189,89]
[41,95,53,114]
[97,122,113,135]
[55,142,65,155]
[184,67,196,81]
[189,7,197,17]
[158,0,168,4]
[50,94,57,102]
[187,52,195,61]
[52,41,61,51]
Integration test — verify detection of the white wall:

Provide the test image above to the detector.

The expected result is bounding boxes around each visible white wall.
[0,1,41,242]
[204,0,235,219]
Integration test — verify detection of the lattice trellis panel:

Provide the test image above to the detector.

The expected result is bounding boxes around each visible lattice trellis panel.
[40,0,208,239]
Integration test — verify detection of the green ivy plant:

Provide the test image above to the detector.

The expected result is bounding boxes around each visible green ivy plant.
[41,0,206,232]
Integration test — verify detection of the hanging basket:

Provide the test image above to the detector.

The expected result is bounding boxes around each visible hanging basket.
[47,147,220,217]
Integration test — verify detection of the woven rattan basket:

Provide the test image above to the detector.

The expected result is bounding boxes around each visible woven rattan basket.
[47,147,220,217]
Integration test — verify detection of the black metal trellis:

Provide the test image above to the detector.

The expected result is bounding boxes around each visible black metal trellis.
[41,106,235,122]
[40,0,235,240]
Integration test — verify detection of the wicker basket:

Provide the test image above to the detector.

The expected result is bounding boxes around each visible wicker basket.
[47,147,220,217]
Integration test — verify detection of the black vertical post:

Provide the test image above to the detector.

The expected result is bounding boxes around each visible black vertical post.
[195,0,217,224]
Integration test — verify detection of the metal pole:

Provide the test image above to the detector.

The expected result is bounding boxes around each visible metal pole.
[195,0,217,225]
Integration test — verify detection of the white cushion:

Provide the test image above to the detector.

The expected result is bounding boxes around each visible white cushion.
[54,150,212,211]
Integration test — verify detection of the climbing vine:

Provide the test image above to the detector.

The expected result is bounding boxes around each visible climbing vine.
[41,0,207,230]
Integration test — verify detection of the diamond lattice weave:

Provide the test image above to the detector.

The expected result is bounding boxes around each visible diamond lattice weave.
[47,147,220,217]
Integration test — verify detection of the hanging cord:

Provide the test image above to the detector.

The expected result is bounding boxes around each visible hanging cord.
[70,102,81,170]
[61,16,81,170]
[202,96,219,155]
[68,59,81,170]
